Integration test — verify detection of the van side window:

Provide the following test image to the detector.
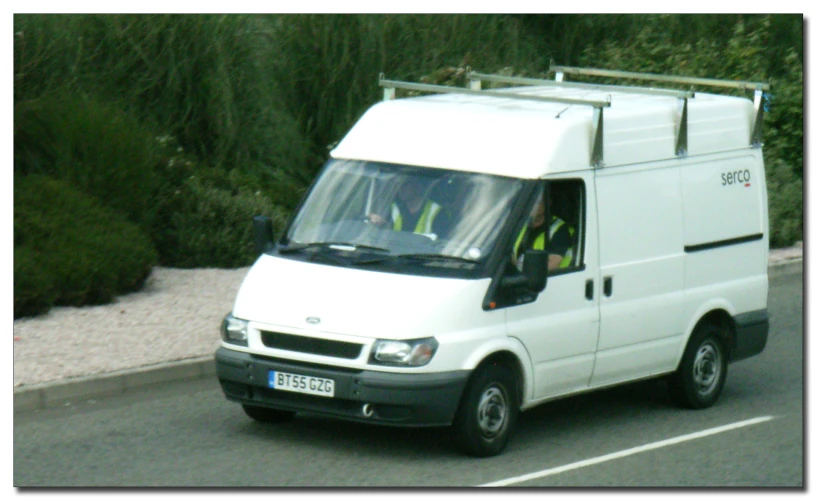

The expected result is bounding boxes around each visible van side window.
[513,179,584,274]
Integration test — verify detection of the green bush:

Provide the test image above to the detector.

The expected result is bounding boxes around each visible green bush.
[14,92,167,229]
[267,14,540,181]
[14,175,158,318]
[151,163,289,268]
[15,14,313,221]
[763,47,803,178]
[83,14,308,172]
[14,245,59,319]
[766,158,803,248]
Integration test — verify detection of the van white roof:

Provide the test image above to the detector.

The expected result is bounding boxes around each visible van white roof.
[330,85,757,179]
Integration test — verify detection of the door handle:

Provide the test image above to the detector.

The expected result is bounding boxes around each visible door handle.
[585,279,594,300]
[603,276,613,297]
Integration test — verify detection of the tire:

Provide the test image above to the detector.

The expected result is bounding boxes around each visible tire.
[453,363,518,457]
[669,323,728,409]
[242,404,296,423]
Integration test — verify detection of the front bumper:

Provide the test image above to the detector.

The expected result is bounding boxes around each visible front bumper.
[215,347,470,427]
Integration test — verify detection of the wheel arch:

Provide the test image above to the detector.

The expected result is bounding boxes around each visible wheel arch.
[461,345,530,411]
[477,351,526,407]
[678,306,737,369]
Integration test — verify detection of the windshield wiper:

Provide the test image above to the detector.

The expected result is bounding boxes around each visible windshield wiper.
[396,253,479,265]
[279,242,391,254]
[355,252,479,266]
[280,244,477,267]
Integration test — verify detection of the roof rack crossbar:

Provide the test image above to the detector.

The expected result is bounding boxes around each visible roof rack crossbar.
[468,70,693,161]
[551,64,769,148]
[467,70,695,99]
[549,65,770,92]
[380,73,611,167]
[379,75,611,109]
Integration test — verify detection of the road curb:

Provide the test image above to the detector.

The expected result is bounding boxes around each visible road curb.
[14,356,216,413]
[14,258,803,413]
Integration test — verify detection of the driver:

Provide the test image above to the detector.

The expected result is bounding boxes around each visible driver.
[513,193,574,271]
[367,176,450,235]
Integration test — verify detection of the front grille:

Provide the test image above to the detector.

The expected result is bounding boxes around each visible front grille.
[251,354,363,374]
[260,331,363,359]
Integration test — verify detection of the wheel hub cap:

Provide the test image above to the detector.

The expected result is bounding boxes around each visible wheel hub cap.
[477,386,507,438]
[693,342,721,396]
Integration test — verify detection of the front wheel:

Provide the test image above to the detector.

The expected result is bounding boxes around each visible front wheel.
[453,363,518,457]
[669,324,728,409]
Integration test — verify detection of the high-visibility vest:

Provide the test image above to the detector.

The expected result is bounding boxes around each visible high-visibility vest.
[391,200,442,233]
[514,216,575,268]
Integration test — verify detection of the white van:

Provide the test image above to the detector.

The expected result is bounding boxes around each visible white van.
[215,66,771,457]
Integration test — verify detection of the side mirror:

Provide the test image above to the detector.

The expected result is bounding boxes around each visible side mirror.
[521,249,548,292]
[501,249,548,292]
[252,215,275,255]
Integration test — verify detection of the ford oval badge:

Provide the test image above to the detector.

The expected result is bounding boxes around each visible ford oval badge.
[306,316,321,325]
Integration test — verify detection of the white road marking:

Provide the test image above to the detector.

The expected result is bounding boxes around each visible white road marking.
[479,415,776,487]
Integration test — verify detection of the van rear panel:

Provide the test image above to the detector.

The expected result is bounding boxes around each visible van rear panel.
[681,153,766,249]
[681,152,769,316]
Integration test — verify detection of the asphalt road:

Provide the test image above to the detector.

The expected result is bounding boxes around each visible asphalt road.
[14,271,803,488]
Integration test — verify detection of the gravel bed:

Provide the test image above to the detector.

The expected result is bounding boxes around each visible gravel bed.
[768,241,803,262]
[13,267,249,387]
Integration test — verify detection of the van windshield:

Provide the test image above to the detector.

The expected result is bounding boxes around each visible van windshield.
[283,159,525,271]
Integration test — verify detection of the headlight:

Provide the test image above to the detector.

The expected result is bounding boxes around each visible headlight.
[221,313,249,346]
[369,337,439,367]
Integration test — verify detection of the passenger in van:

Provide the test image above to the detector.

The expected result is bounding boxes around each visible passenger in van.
[367,176,451,235]
[513,195,574,270]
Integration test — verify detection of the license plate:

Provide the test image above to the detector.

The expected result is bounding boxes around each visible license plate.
[269,371,335,398]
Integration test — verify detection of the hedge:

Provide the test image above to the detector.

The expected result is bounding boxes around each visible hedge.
[14,175,158,318]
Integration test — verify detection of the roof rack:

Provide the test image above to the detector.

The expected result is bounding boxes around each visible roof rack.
[379,73,611,166]
[377,63,769,168]
[549,64,769,92]
[467,70,695,99]
[549,64,769,148]
[466,69,694,158]
[379,74,610,108]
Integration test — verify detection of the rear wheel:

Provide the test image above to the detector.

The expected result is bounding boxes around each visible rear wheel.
[242,404,296,423]
[669,323,728,409]
[453,363,518,457]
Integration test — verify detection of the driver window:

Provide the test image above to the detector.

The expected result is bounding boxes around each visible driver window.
[513,179,584,275]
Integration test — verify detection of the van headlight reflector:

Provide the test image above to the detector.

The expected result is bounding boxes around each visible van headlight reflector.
[221,313,249,346]
[370,337,439,367]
